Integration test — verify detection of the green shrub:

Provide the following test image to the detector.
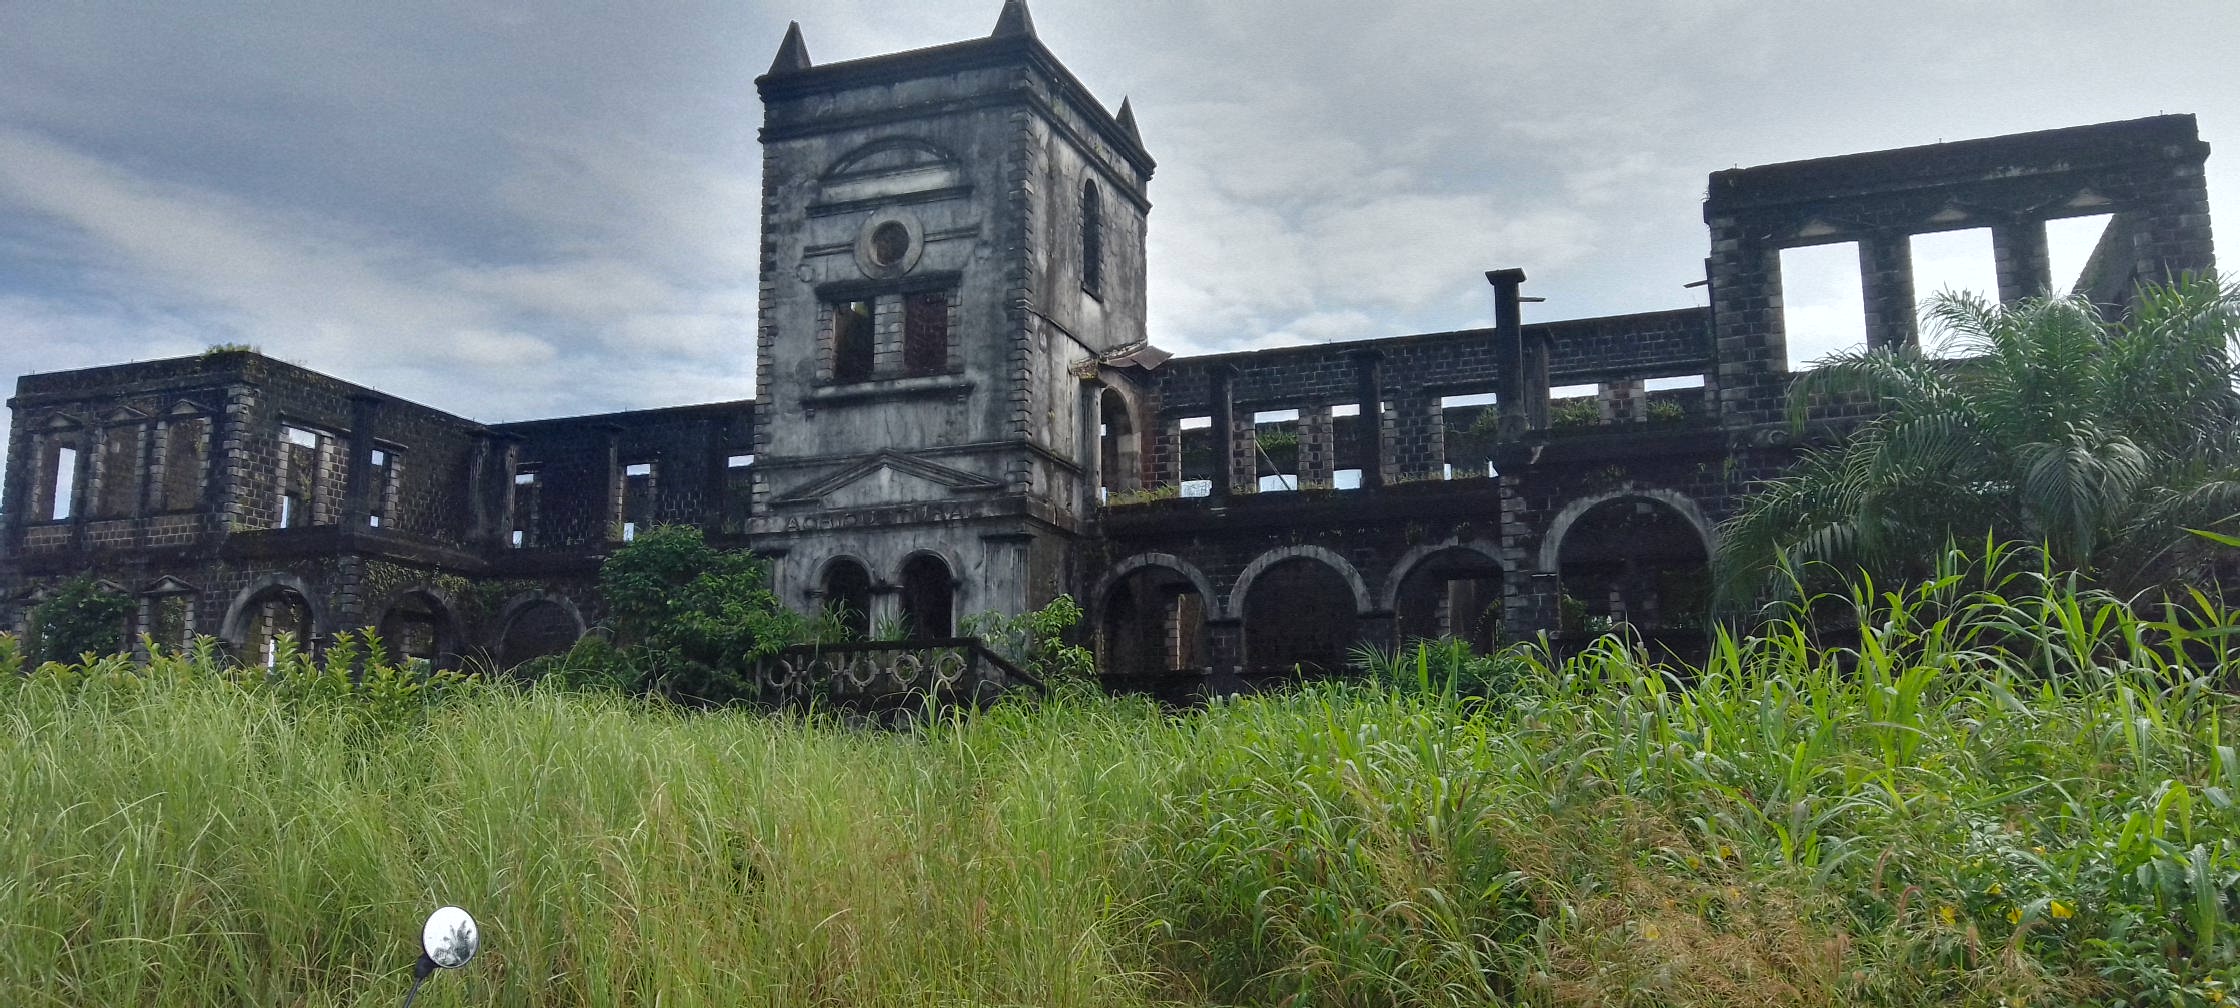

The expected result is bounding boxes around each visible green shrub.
[961,594,1096,693]
[597,524,807,704]
[26,575,135,662]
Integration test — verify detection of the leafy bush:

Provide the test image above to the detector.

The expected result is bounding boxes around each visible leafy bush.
[960,594,1095,689]
[26,575,135,662]
[596,524,807,704]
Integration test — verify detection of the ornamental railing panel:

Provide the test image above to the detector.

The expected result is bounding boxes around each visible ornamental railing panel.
[752,637,1047,711]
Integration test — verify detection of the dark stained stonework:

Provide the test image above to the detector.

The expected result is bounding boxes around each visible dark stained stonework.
[0,5,2219,693]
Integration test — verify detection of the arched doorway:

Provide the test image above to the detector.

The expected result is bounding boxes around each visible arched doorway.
[1099,564,1208,680]
[1099,387,1139,500]
[230,585,313,668]
[1392,547,1504,650]
[496,597,583,669]
[898,553,954,640]
[1553,494,1713,651]
[1241,557,1360,679]
[821,557,873,640]
[378,592,459,668]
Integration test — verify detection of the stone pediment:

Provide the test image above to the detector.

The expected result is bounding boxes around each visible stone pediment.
[772,451,1003,510]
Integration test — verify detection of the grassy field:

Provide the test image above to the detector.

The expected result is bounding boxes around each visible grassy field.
[3,564,2237,1006]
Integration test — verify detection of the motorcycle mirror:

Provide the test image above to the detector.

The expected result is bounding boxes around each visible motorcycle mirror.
[402,906,479,1008]
[422,906,480,969]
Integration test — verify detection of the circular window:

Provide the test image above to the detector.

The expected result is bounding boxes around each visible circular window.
[870,221,910,266]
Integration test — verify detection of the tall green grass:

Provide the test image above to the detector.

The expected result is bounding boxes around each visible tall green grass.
[4,547,2237,1006]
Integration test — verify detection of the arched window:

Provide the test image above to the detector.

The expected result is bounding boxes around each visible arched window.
[1081,178,1103,298]
[899,554,954,640]
[1099,387,1139,499]
[821,558,873,640]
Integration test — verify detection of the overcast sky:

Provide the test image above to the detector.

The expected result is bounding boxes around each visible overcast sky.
[3,0,2238,461]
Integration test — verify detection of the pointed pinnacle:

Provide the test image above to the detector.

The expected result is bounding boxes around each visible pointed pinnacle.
[990,0,1036,38]
[768,21,811,75]
[1115,98,1141,144]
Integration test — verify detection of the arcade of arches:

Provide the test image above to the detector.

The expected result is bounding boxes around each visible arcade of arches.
[1095,490,1715,684]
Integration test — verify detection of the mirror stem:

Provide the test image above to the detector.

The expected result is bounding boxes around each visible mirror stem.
[400,954,437,1008]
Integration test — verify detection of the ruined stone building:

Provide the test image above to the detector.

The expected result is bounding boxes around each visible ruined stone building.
[0,2,2218,693]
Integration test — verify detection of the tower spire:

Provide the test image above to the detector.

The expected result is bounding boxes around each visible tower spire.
[1115,98,1141,145]
[768,21,811,75]
[990,0,1036,38]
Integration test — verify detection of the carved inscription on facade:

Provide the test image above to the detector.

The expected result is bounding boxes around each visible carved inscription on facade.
[750,499,978,535]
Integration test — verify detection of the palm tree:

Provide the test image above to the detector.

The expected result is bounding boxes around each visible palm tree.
[1716,276,2240,606]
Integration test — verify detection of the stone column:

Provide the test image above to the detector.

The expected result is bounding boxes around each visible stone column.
[495,434,522,547]
[1348,350,1384,489]
[602,424,625,541]
[1992,220,2053,304]
[341,393,382,529]
[1858,232,1918,351]
[66,430,92,548]
[1207,363,1237,502]
[1299,404,1334,488]
[1153,416,1183,488]
[1202,616,1245,695]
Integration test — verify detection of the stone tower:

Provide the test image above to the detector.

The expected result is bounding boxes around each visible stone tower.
[746,1,1155,634]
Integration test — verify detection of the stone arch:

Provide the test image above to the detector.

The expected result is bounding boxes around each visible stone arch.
[1544,488,1716,641]
[1097,383,1142,497]
[897,550,957,640]
[1236,548,1367,679]
[1538,487,1716,574]
[374,587,463,668]
[493,591,586,669]
[1384,540,1506,650]
[1091,552,1217,618]
[814,554,875,639]
[220,572,324,665]
[1227,544,1371,620]
[1092,553,1216,681]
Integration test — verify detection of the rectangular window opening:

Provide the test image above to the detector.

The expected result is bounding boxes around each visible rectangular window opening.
[2046,213,2117,298]
[1330,403,1361,418]
[832,298,875,383]
[1178,415,1211,431]
[1439,391,1498,409]
[1645,374,1705,391]
[1911,228,1998,349]
[1332,468,1363,491]
[904,291,949,377]
[51,446,78,521]
[727,453,755,468]
[162,418,206,512]
[1779,242,1868,370]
